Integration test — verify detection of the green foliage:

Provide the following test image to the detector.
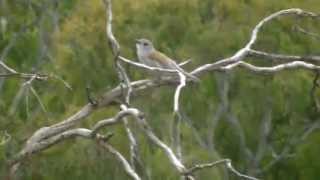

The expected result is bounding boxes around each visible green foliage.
[1,0,320,179]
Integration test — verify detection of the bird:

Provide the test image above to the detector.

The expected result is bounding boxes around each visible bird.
[135,38,200,82]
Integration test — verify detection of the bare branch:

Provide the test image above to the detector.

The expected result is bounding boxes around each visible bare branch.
[191,8,319,76]
[95,107,189,176]
[174,71,186,113]
[103,0,132,105]
[49,73,73,90]
[260,120,320,174]
[92,108,140,135]
[187,159,230,175]
[222,61,320,73]
[132,115,188,175]
[246,8,316,49]
[293,25,320,40]
[226,160,259,180]
[248,49,320,63]
[9,127,141,180]
[0,61,17,73]
[186,159,259,180]
[120,105,143,172]
[119,56,189,73]
[102,0,119,55]
[97,140,141,180]
[30,86,47,114]
[10,105,191,179]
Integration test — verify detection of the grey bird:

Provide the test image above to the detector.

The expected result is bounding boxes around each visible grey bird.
[135,38,200,82]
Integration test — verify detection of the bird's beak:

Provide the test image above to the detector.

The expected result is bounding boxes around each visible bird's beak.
[135,39,141,44]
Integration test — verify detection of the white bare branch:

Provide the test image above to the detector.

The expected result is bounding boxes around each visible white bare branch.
[119,56,188,73]
[97,140,141,180]
[186,159,259,180]
[191,8,319,76]
[248,49,320,63]
[222,61,320,73]
[174,71,186,113]
[103,0,132,105]
[246,9,312,49]
[120,105,142,171]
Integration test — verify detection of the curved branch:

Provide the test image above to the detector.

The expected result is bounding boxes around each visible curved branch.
[191,8,319,76]
[246,8,315,49]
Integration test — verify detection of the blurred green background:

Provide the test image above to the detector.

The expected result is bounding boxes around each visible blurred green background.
[1,0,320,179]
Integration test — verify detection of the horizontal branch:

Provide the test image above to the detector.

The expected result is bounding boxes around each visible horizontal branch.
[222,60,320,73]
[186,159,230,174]
[119,56,190,73]
[248,49,320,63]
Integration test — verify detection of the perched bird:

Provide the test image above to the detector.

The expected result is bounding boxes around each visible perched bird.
[135,38,200,82]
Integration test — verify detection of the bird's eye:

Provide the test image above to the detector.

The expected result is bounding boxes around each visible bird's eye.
[143,43,148,46]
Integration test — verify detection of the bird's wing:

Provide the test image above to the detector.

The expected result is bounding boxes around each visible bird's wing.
[148,51,173,68]
[149,50,200,82]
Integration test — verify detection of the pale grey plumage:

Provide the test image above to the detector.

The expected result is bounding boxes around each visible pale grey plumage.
[135,38,199,82]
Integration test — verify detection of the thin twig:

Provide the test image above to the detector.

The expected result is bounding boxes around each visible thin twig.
[30,86,47,114]
[294,25,320,40]
[186,159,259,180]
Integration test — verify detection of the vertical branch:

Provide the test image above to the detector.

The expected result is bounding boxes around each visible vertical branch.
[171,71,186,160]
[120,105,145,177]
[216,73,253,161]
[8,85,28,115]
[174,72,186,113]
[123,119,140,168]
[171,114,182,160]
[249,104,272,175]
[102,1,143,177]
[207,73,229,150]
[102,0,132,105]
[30,86,47,114]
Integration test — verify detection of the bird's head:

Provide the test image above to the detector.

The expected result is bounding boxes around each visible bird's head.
[135,38,154,55]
